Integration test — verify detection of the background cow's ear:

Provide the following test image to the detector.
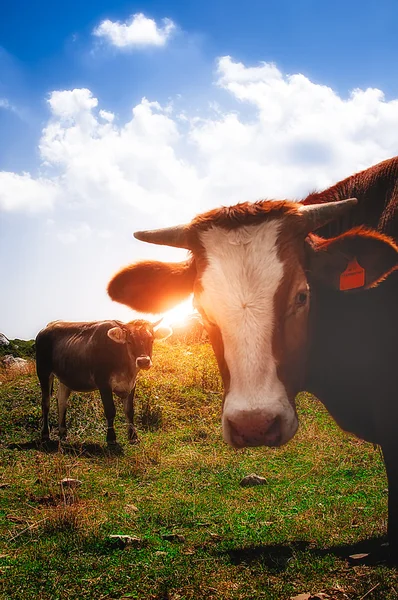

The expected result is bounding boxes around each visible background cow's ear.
[153,325,172,341]
[307,228,398,291]
[107,327,127,344]
[108,260,196,314]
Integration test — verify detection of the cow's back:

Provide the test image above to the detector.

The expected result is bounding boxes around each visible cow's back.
[304,156,398,240]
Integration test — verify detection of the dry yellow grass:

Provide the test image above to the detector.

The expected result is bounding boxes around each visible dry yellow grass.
[0,360,36,384]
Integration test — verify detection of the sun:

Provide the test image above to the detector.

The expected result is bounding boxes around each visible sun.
[161,296,196,327]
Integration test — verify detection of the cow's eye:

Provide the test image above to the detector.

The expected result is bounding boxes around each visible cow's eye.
[295,290,309,307]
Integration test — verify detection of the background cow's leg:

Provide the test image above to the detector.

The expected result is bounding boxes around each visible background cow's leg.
[382,442,398,561]
[57,383,71,440]
[39,372,53,441]
[124,385,138,444]
[99,387,117,444]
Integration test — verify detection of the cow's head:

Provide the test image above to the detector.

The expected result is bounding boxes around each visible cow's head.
[107,200,398,447]
[107,319,172,370]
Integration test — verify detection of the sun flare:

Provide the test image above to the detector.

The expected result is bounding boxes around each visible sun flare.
[161,296,196,327]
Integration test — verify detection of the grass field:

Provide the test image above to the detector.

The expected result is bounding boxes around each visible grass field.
[0,341,397,599]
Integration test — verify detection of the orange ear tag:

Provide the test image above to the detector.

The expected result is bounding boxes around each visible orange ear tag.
[339,258,365,291]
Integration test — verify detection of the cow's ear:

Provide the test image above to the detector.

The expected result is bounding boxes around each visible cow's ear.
[153,325,172,341]
[108,260,196,314]
[107,327,127,344]
[307,228,398,291]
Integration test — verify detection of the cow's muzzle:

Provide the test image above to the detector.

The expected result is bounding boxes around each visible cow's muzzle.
[136,356,152,370]
[222,404,298,448]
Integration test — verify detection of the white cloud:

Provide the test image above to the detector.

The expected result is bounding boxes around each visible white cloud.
[47,88,99,132]
[3,57,398,220]
[56,222,92,244]
[99,109,115,123]
[36,92,200,223]
[0,172,58,212]
[191,55,398,199]
[93,12,175,49]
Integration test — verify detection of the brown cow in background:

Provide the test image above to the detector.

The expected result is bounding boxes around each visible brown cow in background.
[36,319,171,444]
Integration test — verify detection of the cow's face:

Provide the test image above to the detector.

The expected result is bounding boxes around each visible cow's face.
[192,215,310,447]
[108,200,398,448]
[107,320,172,370]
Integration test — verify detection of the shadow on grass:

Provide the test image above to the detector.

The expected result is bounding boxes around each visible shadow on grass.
[221,536,393,571]
[5,439,125,457]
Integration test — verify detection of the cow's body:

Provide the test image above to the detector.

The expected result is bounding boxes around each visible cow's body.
[107,156,398,554]
[304,157,398,443]
[36,319,170,444]
[303,157,398,552]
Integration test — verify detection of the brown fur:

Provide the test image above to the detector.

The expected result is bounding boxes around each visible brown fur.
[304,156,398,238]
[108,260,196,314]
[190,200,303,233]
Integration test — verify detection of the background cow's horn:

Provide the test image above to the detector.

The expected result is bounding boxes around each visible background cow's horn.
[299,198,358,232]
[134,225,190,249]
[152,318,163,330]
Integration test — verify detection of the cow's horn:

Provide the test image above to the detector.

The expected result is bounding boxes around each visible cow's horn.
[299,198,358,232]
[134,225,190,249]
[152,318,163,330]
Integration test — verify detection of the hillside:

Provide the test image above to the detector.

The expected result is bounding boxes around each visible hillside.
[0,336,35,360]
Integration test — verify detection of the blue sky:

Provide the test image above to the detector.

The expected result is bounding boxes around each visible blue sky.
[2,0,398,338]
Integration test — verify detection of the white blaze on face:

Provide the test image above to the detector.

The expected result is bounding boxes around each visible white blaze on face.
[198,220,298,447]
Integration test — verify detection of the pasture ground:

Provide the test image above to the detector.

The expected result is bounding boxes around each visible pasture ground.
[0,342,396,599]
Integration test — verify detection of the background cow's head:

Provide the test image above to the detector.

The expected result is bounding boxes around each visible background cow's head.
[107,319,172,370]
[107,200,398,448]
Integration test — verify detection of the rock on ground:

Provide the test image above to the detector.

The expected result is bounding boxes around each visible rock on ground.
[0,334,9,347]
[2,355,30,373]
[239,473,268,487]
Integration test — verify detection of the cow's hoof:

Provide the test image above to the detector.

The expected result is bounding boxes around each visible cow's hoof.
[106,426,117,445]
[129,436,139,445]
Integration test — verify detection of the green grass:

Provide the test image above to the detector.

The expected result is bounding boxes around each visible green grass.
[0,342,396,599]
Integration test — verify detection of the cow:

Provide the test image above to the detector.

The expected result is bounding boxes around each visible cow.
[35,319,171,444]
[107,156,398,554]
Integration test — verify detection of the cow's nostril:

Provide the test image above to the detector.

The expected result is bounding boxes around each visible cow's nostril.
[265,415,281,439]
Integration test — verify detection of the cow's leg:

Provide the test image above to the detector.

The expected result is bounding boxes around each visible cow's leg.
[382,442,398,561]
[57,383,71,440]
[39,372,53,441]
[124,385,138,444]
[99,387,117,444]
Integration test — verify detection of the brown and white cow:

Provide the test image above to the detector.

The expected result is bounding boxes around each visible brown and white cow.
[107,156,398,553]
[36,319,171,444]
[108,198,398,446]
